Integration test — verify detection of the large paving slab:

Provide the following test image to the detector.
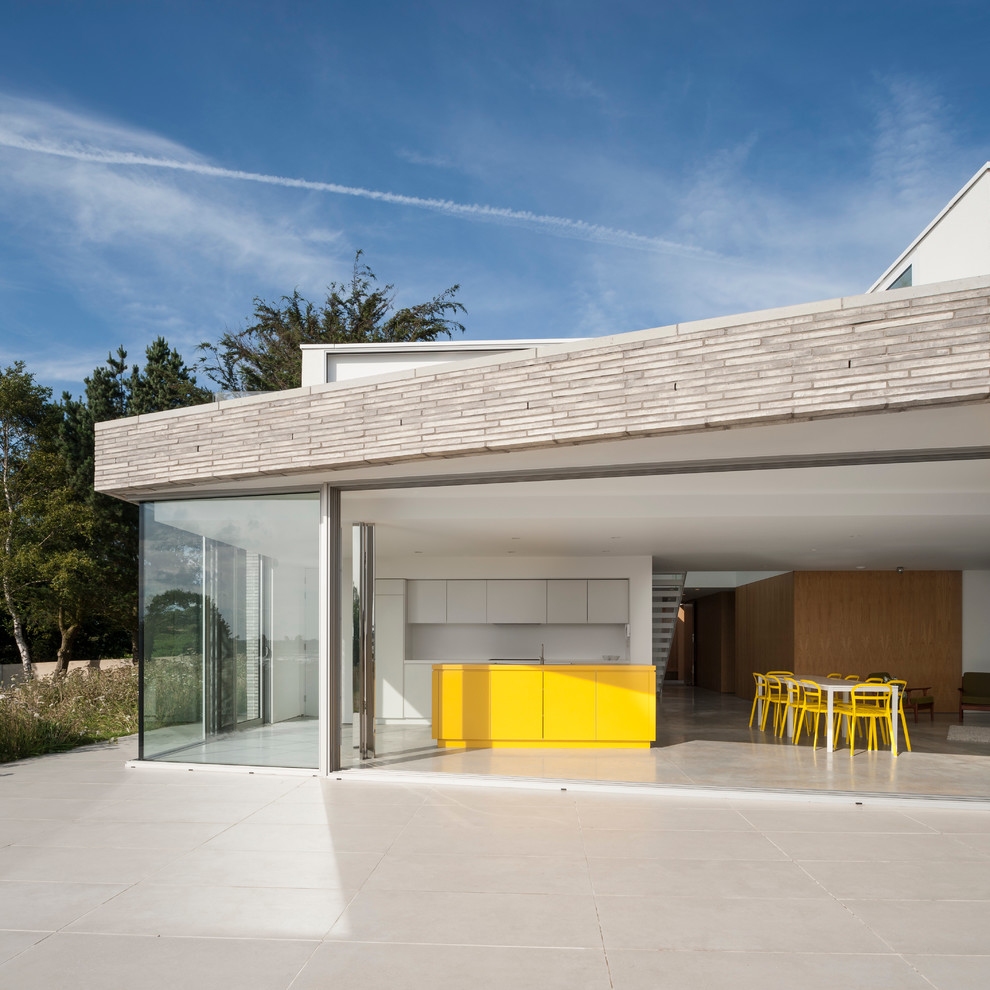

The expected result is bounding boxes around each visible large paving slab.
[3,735,990,989]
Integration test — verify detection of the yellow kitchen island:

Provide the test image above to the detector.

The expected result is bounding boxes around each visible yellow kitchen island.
[431,664,656,748]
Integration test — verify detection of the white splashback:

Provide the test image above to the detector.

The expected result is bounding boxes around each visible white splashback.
[409,623,628,663]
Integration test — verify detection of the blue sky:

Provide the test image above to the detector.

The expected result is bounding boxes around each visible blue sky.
[1,0,988,396]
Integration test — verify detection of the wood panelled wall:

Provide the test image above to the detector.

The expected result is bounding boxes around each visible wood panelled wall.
[734,571,962,711]
[695,592,736,693]
[793,571,961,713]
[734,573,794,700]
[667,605,695,682]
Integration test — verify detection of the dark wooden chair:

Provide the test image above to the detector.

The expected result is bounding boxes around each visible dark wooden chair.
[902,686,934,723]
[958,672,990,722]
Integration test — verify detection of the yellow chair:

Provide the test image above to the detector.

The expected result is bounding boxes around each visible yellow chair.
[843,674,860,681]
[861,678,893,744]
[827,673,843,679]
[846,684,892,753]
[766,671,793,677]
[888,679,913,752]
[779,678,803,738]
[749,672,768,728]
[761,676,788,733]
[794,680,833,748]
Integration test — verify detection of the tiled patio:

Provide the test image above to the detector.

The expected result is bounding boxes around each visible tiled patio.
[2,713,990,990]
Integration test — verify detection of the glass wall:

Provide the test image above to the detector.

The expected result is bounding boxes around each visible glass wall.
[140,493,321,768]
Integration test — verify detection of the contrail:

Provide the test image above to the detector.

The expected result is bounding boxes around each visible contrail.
[0,132,724,260]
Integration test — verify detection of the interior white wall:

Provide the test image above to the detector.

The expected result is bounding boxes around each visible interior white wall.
[271,563,319,720]
[962,571,990,673]
[684,570,787,588]
[378,555,653,661]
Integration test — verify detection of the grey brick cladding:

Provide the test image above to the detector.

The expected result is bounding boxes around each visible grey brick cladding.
[94,277,990,500]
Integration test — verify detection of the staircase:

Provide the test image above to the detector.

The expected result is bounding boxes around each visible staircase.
[652,573,686,696]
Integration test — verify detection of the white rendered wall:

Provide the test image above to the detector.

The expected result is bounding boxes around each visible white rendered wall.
[300,341,561,386]
[962,571,990,673]
[325,350,508,383]
[874,171,990,289]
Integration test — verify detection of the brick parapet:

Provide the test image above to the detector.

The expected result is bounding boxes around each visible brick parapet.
[95,277,990,499]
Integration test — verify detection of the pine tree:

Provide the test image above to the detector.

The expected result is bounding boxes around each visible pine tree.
[199,252,466,391]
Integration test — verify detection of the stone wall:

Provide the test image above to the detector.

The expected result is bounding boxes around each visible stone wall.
[95,276,990,500]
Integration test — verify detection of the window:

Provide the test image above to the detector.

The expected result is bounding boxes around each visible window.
[140,493,321,767]
[888,265,912,290]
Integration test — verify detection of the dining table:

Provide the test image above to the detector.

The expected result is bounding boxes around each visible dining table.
[779,676,899,756]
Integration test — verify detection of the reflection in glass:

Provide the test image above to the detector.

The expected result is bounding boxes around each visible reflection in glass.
[140,493,320,768]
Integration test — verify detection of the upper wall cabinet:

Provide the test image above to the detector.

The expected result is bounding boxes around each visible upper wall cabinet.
[486,580,548,624]
[546,579,588,624]
[446,580,487,623]
[407,580,447,623]
[587,579,629,623]
[407,576,628,625]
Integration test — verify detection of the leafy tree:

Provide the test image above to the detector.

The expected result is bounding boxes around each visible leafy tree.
[0,363,61,677]
[199,251,467,391]
[58,339,211,667]
[23,496,101,674]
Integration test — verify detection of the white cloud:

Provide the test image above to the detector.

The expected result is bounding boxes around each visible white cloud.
[870,75,947,207]
[395,148,458,169]
[0,77,984,395]
[0,94,351,380]
[0,95,723,262]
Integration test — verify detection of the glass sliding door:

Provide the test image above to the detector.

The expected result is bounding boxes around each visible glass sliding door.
[353,523,375,759]
[140,493,321,768]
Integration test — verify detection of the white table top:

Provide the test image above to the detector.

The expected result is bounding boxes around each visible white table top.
[773,676,899,755]
[790,676,893,693]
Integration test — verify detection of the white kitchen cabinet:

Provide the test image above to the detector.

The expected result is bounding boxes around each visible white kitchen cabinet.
[403,663,432,719]
[446,580,487,623]
[486,579,547,624]
[587,579,629,623]
[546,579,588,624]
[407,580,446,623]
[374,590,406,718]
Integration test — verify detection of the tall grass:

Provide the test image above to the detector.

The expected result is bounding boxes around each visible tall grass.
[0,666,138,762]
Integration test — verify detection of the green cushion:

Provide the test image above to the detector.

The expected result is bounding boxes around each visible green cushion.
[961,695,990,706]
[909,696,934,706]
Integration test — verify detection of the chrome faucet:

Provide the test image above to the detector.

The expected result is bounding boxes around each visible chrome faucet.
[540,643,545,664]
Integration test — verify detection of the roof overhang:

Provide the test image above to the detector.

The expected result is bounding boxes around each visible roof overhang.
[95,274,990,503]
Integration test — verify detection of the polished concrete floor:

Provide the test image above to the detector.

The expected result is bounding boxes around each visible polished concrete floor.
[2,735,990,989]
[140,685,990,801]
[146,716,320,769]
[360,686,990,802]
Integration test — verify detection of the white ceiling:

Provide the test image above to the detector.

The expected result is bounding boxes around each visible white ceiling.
[341,460,990,571]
